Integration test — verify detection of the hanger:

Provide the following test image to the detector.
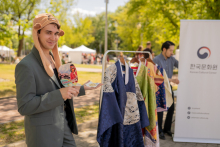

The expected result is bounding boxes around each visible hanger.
[130,57,139,64]
[120,56,125,65]
[119,52,125,65]
[140,57,145,63]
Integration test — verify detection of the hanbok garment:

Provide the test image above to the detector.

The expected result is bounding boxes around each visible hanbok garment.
[130,62,159,147]
[144,59,163,147]
[162,69,173,108]
[97,60,149,147]
[155,65,167,112]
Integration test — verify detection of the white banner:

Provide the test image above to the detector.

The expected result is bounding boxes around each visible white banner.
[174,20,220,143]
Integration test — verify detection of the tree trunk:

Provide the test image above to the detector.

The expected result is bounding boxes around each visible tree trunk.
[17,36,24,57]
[17,26,25,57]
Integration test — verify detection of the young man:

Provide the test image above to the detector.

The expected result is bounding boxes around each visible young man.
[146,41,155,59]
[153,41,179,140]
[146,41,151,49]
[15,13,101,147]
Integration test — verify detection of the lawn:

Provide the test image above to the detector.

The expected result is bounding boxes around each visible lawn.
[0,64,102,98]
[0,64,16,98]
[0,103,99,146]
[75,64,102,69]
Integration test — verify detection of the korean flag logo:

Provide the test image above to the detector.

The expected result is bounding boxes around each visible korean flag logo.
[197,46,211,59]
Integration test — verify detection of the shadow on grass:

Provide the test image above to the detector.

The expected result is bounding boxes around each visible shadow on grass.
[0,89,16,98]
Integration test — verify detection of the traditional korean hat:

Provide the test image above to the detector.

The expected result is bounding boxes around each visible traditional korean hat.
[32,13,64,77]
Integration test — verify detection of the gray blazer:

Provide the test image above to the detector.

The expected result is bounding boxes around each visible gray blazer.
[15,46,85,147]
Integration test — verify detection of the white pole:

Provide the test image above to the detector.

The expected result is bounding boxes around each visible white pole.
[104,0,108,54]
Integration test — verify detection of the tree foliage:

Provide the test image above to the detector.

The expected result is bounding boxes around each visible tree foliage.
[1,0,220,57]
[0,0,41,56]
[126,0,220,54]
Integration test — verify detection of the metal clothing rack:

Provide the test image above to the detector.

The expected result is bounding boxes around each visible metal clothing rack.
[99,50,152,108]
[97,50,152,147]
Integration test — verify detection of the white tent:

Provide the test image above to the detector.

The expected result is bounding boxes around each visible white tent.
[58,45,73,53]
[58,45,96,64]
[0,46,15,57]
[71,45,96,54]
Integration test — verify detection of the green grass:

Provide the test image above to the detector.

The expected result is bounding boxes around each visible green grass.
[0,120,25,146]
[0,103,99,146]
[0,64,16,97]
[77,71,101,85]
[0,64,102,98]
[75,103,99,124]
[75,64,102,69]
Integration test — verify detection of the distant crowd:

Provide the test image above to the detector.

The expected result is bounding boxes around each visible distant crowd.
[61,53,109,65]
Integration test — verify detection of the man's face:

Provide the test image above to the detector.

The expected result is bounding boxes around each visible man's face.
[164,45,175,58]
[38,23,59,50]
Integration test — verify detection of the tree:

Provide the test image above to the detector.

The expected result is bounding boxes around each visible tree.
[0,0,41,57]
[126,0,220,54]
[64,13,95,48]
[0,14,15,48]
[88,12,119,53]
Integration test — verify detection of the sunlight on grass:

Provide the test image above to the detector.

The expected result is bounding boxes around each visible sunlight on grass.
[75,64,102,69]
[0,64,16,97]
[0,64,102,98]
[77,71,102,85]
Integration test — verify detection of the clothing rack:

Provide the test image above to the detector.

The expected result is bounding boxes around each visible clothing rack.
[97,50,152,147]
[99,50,152,109]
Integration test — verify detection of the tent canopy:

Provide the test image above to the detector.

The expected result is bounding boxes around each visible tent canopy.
[72,45,96,54]
[0,46,14,51]
[58,45,96,54]
[58,45,73,52]
[0,46,15,57]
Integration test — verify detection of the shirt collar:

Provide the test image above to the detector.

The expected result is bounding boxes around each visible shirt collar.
[160,53,167,60]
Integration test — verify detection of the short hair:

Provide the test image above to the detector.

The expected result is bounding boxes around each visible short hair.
[146,41,151,46]
[161,41,175,51]
[135,45,143,57]
[37,23,60,34]
[142,48,152,59]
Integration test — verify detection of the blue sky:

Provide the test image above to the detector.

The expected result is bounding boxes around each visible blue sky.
[72,0,129,16]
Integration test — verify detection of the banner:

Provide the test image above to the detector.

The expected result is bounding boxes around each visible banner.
[173,20,220,143]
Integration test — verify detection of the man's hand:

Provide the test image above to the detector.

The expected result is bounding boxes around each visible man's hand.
[59,87,79,100]
[83,80,103,90]
[171,79,180,84]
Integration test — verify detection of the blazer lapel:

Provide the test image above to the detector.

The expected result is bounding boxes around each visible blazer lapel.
[32,46,61,88]
[50,74,61,89]
[32,46,43,67]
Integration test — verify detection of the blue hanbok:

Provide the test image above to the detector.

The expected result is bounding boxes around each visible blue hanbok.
[156,65,167,112]
[97,60,149,147]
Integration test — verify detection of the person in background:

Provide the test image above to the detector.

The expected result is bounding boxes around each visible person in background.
[146,41,151,49]
[61,55,66,64]
[153,41,179,140]
[2,54,5,62]
[142,48,152,59]
[146,41,155,59]
[100,54,103,64]
[135,45,143,59]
